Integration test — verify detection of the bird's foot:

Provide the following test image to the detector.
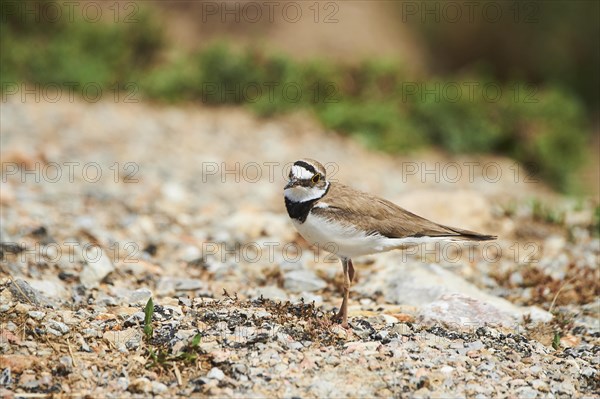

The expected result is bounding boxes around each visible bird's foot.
[332,310,351,330]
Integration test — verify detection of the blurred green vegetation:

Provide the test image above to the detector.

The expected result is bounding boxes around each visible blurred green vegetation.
[1,1,593,193]
[1,0,163,86]
[405,0,600,112]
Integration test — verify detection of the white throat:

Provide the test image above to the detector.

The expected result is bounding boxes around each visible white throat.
[284,182,329,203]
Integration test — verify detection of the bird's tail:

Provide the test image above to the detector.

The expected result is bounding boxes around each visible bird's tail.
[443,225,497,242]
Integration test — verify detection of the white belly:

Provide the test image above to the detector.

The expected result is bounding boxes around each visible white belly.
[292,212,399,259]
[292,212,456,259]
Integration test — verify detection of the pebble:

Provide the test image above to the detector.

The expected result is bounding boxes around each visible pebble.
[28,310,46,320]
[380,314,399,324]
[581,367,596,378]
[112,287,153,306]
[0,369,12,386]
[528,365,542,375]
[152,381,169,394]
[554,381,576,395]
[180,245,201,262]
[467,340,485,351]
[156,277,208,296]
[46,320,70,336]
[514,387,538,399]
[283,269,327,293]
[287,341,304,350]
[531,379,549,392]
[207,367,225,381]
[116,377,129,391]
[79,250,115,288]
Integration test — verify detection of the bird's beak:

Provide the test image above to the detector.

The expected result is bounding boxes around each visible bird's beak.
[284,179,298,190]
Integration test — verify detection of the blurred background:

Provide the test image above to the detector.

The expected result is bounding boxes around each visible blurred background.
[1,2,599,395]
[2,0,598,195]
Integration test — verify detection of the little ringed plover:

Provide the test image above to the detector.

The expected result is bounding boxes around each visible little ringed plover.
[284,158,497,328]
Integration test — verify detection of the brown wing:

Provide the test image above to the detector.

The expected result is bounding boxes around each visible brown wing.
[313,183,496,241]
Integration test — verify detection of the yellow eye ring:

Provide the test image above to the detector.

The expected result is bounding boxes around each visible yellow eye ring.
[311,173,321,184]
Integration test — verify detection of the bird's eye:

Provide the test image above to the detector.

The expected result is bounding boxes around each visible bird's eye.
[311,173,321,184]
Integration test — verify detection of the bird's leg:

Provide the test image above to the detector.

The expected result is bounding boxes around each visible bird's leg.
[334,257,352,328]
[347,258,355,284]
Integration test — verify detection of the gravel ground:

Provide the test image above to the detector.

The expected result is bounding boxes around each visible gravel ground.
[1,99,599,398]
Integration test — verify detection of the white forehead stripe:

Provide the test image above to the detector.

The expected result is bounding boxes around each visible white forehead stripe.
[291,165,314,180]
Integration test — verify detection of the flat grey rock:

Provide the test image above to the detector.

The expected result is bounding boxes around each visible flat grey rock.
[8,279,58,308]
[417,293,516,330]
[362,255,552,323]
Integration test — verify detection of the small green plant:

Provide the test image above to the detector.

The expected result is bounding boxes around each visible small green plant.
[175,333,203,364]
[146,332,203,369]
[552,331,561,350]
[549,308,575,351]
[143,297,154,340]
[191,333,202,347]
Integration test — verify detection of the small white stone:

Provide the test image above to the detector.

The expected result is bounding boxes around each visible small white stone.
[80,249,115,288]
[151,381,168,394]
[47,320,69,334]
[440,365,454,374]
[207,367,225,381]
[581,367,596,378]
[287,341,303,350]
[180,245,201,262]
[381,314,399,324]
[28,311,46,320]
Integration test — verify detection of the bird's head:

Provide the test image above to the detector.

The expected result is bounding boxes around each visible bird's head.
[284,159,328,202]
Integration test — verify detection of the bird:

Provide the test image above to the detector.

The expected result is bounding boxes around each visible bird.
[283,158,497,328]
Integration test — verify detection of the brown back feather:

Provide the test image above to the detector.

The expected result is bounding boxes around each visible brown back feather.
[313,183,497,241]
